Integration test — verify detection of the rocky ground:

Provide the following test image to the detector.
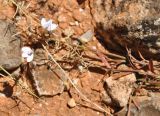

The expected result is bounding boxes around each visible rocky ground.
[0,0,160,116]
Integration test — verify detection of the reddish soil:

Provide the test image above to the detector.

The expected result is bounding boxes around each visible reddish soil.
[0,0,160,116]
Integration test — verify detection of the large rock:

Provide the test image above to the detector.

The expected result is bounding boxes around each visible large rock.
[31,49,65,96]
[31,65,64,96]
[116,93,160,116]
[103,74,136,107]
[0,20,21,70]
[91,0,160,59]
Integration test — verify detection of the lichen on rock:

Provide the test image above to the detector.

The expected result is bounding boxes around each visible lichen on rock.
[91,0,160,59]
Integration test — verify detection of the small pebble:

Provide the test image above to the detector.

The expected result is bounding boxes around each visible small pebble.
[67,98,76,108]
[78,65,84,72]
[0,93,6,97]
[78,30,94,43]
[63,27,74,37]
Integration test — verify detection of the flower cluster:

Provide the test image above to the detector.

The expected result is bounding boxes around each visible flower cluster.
[41,18,58,31]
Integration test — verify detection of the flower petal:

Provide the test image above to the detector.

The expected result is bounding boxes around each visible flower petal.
[22,53,29,58]
[26,54,34,62]
[41,18,48,28]
[41,18,58,31]
[47,23,58,31]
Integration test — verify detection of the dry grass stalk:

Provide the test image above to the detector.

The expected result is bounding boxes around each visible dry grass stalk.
[0,65,40,99]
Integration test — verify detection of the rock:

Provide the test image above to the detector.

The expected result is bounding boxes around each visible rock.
[62,27,74,37]
[31,49,65,96]
[57,13,74,23]
[116,93,160,116]
[73,8,87,22]
[33,48,47,65]
[118,73,136,83]
[72,26,83,36]
[78,30,94,43]
[0,93,5,97]
[79,20,92,32]
[31,65,64,96]
[0,20,21,70]
[69,21,79,26]
[103,73,136,106]
[62,0,79,11]
[104,77,134,107]
[57,13,73,29]
[101,90,112,105]
[91,0,160,59]
[59,22,69,30]
[67,98,76,108]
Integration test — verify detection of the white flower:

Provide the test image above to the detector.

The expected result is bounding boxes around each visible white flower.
[21,47,34,62]
[41,18,58,31]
